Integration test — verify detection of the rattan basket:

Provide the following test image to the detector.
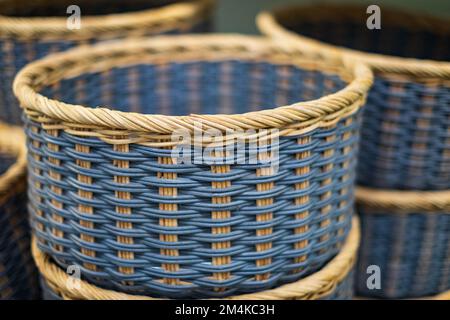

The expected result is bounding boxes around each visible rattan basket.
[14,34,373,298]
[355,187,450,299]
[257,4,450,191]
[0,123,39,300]
[0,0,215,125]
[35,217,360,300]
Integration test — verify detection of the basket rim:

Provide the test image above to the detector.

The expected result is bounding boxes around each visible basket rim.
[0,123,27,203]
[356,186,450,213]
[33,217,360,300]
[257,4,450,78]
[13,34,373,134]
[0,0,215,40]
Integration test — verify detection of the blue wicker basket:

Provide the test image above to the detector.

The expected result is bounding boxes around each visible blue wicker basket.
[258,4,450,191]
[0,0,215,125]
[35,217,361,300]
[355,187,450,299]
[14,35,372,298]
[0,124,39,300]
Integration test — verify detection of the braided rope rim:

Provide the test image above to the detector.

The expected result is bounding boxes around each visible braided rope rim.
[34,217,360,300]
[356,187,450,213]
[13,35,373,135]
[257,4,450,78]
[0,0,215,40]
[426,290,450,300]
[0,123,27,204]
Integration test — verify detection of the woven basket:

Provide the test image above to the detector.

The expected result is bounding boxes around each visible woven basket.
[355,187,450,299]
[14,34,373,298]
[0,0,215,125]
[0,123,39,300]
[257,4,450,190]
[35,217,360,300]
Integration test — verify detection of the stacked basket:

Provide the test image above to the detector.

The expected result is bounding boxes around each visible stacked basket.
[0,123,39,299]
[258,4,450,299]
[13,35,373,299]
[0,0,215,124]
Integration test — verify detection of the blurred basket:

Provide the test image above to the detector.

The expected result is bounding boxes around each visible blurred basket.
[0,0,215,124]
[355,187,450,299]
[0,123,39,300]
[35,217,360,300]
[14,34,372,298]
[257,4,450,190]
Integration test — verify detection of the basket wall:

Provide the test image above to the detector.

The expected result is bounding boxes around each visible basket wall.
[356,208,450,299]
[0,155,39,300]
[25,59,360,298]
[259,5,450,190]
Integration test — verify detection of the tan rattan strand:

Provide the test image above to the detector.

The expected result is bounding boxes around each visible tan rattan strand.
[356,187,450,214]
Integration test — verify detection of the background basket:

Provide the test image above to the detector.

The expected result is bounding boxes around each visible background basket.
[14,35,372,298]
[257,4,450,191]
[355,187,450,299]
[0,0,215,124]
[35,217,360,300]
[0,123,39,300]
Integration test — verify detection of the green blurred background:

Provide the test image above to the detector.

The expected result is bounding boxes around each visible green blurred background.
[215,0,450,34]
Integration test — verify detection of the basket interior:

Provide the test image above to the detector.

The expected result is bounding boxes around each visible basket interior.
[40,60,346,116]
[277,7,450,61]
[0,0,184,17]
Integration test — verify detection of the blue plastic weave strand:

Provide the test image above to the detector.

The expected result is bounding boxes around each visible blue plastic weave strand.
[270,5,450,190]
[358,77,450,190]
[25,59,360,298]
[0,0,212,125]
[0,155,39,300]
[356,208,450,299]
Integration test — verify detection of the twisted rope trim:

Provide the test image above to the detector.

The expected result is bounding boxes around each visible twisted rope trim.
[34,217,360,300]
[428,290,450,300]
[0,123,27,204]
[257,4,450,78]
[356,186,450,213]
[0,0,215,41]
[14,35,373,135]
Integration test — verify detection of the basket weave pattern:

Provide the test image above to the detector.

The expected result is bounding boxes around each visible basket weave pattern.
[14,36,372,298]
[356,208,450,298]
[257,4,450,191]
[34,217,361,300]
[355,187,450,299]
[0,124,39,300]
[0,0,214,124]
[359,76,450,190]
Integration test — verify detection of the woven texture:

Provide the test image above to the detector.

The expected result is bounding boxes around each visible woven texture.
[0,125,39,300]
[34,216,360,300]
[0,0,214,124]
[257,4,450,190]
[356,207,450,299]
[15,35,372,298]
[39,270,355,300]
[322,270,353,300]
